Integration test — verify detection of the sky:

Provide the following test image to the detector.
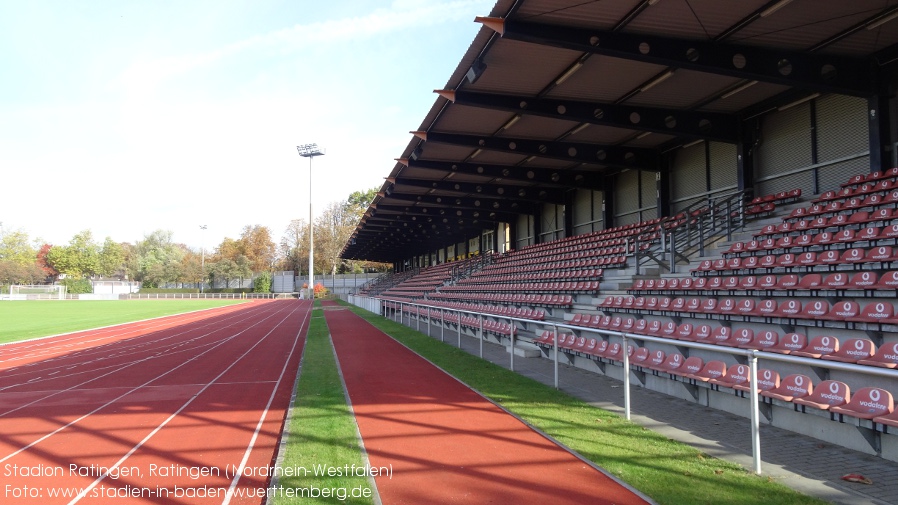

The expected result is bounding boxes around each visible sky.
[0,0,495,251]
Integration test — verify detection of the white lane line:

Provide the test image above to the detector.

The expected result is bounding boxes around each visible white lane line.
[223,303,311,505]
[66,302,305,505]
[0,303,283,462]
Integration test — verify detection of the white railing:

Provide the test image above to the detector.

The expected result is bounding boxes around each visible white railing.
[347,295,898,475]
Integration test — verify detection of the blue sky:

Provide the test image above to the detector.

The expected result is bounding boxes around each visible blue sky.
[0,0,494,250]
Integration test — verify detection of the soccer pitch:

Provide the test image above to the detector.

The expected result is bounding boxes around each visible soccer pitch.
[0,299,246,344]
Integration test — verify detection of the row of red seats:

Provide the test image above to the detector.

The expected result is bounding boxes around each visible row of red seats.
[415,300,546,321]
[532,332,898,426]
[692,248,897,274]
[429,292,574,307]
[563,314,898,367]
[736,224,898,256]
[631,271,897,293]
[756,208,898,239]
[598,294,898,326]
[482,257,608,274]
[396,307,516,336]
[457,269,602,285]
[490,250,624,270]
[749,188,802,206]
[838,167,898,189]
[794,181,898,219]
[439,281,599,294]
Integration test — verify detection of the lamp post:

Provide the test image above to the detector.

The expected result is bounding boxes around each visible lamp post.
[296,143,325,300]
[199,225,207,294]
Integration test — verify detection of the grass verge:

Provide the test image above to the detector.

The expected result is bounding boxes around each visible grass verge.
[272,301,375,505]
[0,299,246,344]
[343,301,827,505]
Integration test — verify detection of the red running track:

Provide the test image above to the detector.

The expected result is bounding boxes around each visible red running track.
[0,299,310,505]
[324,303,650,505]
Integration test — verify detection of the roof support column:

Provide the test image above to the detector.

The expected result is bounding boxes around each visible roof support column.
[657,159,671,219]
[868,92,893,172]
[564,189,575,238]
[533,210,542,245]
[603,175,615,229]
[507,220,517,252]
[737,119,758,199]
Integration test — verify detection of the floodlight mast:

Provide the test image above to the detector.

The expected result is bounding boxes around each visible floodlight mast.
[296,143,325,300]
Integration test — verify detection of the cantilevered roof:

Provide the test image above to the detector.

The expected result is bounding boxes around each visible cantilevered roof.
[341,0,898,262]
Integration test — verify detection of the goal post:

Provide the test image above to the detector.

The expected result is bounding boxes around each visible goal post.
[9,285,67,300]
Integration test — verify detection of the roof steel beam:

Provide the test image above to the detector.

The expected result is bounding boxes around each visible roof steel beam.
[383,192,542,215]
[373,204,519,223]
[477,17,873,97]
[412,131,660,171]
[388,177,568,204]
[437,89,739,142]
[398,158,606,191]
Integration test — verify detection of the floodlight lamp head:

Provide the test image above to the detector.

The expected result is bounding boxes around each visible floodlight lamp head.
[296,143,325,157]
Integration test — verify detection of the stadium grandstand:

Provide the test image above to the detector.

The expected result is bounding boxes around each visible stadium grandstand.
[341,0,898,474]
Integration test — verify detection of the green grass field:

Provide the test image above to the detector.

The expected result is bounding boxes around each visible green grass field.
[0,299,246,344]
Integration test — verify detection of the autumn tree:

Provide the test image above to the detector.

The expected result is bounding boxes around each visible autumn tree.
[278,218,308,275]
[46,230,100,279]
[134,230,184,288]
[237,225,276,272]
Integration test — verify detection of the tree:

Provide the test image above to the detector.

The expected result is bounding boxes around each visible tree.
[238,225,276,272]
[253,271,271,293]
[278,219,308,275]
[46,230,100,279]
[98,238,126,278]
[134,230,184,287]
[234,255,253,287]
[314,201,355,276]
[0,229,38,266]
[36,244,58,279]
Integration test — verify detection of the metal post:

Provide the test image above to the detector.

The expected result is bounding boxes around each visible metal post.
[458,310,463,346]
[634,235,641,275]
[416,305,420,332]
[478,314,483,358]
[426,307,431,337]
[749,354,762,474]
[698,213,705,256]
[726,198,733,241]
[553,324,559,389]
[622,333,631,421]
[669,232,677,274]
[440,308,445,342]
[510,321,515,372]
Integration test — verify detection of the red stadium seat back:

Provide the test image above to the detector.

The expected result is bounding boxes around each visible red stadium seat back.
[822,338,876,363]
[633,319,648,333]
[762,374,813,402]
[801,299,829,318]
[828,214,849,228]
[686,359,725,382]
[866,246,894,262]
[661,320,678,337]
[793,335,840,359]
[849,271,878,289]
[753,369,781,392]
[840,248,865,264]
[592,340,610,356]
[758,274,777,289]
[680,277,694,290]
[610,316,623,329]
[776,299,802,317]
[832,300,860,320]
[740,276,757,290]
[847,208,869,221]
[700,298,717,313]
[885,224,898,238]
[647,320,663,336]
[685,297,702,312]
[777,274,799,289]
[858,341,898,369]
[777,253,797,267]
[707,277,723,290]
[711,326,733,345]
[676,356,704,377]
[770,332,807,354]
[676,323,694,340]
[727,241,746,254]
[645,296,660,309]
[855,301,895,322]
[794,380,850,410]
[717,298,736,314]
[632,279,646,291]
[693,277,708,290]
[857,226,880,241]
[795,234,813,247]
[570,313,585,326]
[756,299,778,316]
[633,297,647,309]
[631,347,650,364]
[830,388,894,420]
[816,250,839,264]
[657,353,685,373]
[877,271,898,288]
[797,252,817,266]
[729,327,752,347]
[693,324,713,342]
[648,349,666,367]
[797,273,822,289]
[711,364,750,388]
[822,272,849,289]
[669,297,685,311]
[603,342,622,359]
[737,299,755,314]
[723,277,740,290]
[754,330,779,350]
[834,229,855,243]
[760,254,777,268]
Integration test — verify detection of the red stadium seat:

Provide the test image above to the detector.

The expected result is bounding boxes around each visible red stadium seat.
[686,360,727,382]
[676,323,694,340]
[768,332,807,354]
[831,300,861,320]
[830,388,894,420]
[797,252,817,267]
[755,299,778,317]
[736,298,755,315]
[797,273,822,290]
[792,335,840,359]
[732,328,754,347]
[858,342,898,368]
[762,374,813,402]
[758,274,778,289]
[661,320,679,338]
[733,368,780,393]
[632,318,648,333]
[801,299,829,318]
[776,274,799,289]
[850,301,896,323]
[776,299,802,318]
[690,323,713,343]
[866,246,895,263]
[710,326,733,345]
[822,338,876,363]
[793,380,850,411]
[583,338,599,354]
[716,298,736,315]
[849,271,878,289]
[710,364,749,389]
[841,248,865,265]
[822,272,849,289]
[794,234,813,248]
[630,347,650,365]
[741,329,779,351]
[675,356,703,377]
[645,349,666,369]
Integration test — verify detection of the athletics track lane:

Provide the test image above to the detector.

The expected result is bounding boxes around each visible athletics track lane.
[0,299,310,504]
[324,303,650,505]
